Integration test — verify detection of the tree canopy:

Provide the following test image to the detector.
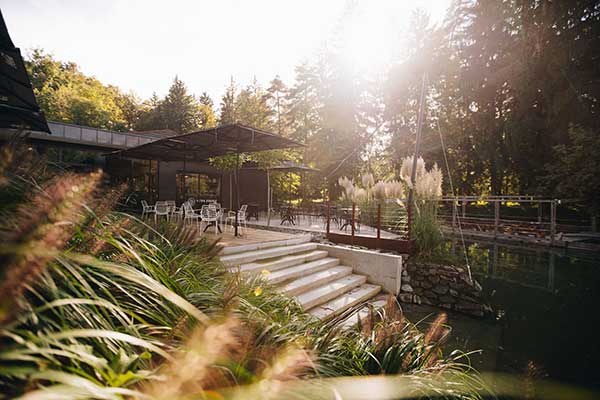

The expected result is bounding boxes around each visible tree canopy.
[23,0,600,217]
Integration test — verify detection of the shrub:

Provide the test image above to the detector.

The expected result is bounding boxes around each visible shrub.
[0,142,487,399]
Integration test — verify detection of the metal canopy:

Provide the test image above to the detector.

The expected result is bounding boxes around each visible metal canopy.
[107,123,304,237]
[242,160,319,172]
[107,123,304,161]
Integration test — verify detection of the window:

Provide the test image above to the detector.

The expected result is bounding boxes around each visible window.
[176,172,220,203]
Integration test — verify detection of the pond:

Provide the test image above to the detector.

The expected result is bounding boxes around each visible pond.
[402,239,600,391]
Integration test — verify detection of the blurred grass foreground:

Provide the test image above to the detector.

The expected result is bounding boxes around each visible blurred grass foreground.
[0,139,594,400]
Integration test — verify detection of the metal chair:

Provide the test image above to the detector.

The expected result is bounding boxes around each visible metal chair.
[226,204,248,234]
[171,201,185,222]
[201,204,221,234]
[183,202,201,228]
[141,200,155,219]
[154,201,170,223]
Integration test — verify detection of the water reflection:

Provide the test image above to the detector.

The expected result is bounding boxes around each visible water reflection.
[441,239,600,389]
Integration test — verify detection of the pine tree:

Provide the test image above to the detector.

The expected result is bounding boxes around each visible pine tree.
[235,78,272,130]
[161,76,201,133]
[198,91,214,108]
[219,77,238,125]
[266,76,288,135]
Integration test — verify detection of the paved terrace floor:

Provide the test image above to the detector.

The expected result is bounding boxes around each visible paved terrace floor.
[202,226,298,248]
[247,212,401,239]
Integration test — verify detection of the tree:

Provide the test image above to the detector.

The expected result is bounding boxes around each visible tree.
[161,76,202,133]
[136,93,164,131]
[266,76,288,135]
[219,77,238,125]
[114,91,141,131]
[25,49,133,130]
[198,91,214,108]
[543,126,600,224]
[235,78,272,130]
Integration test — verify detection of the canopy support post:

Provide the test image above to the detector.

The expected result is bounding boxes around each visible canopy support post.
[266,168,271,226]
[235,152,240,237]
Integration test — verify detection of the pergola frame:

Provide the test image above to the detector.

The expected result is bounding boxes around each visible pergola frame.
[107,123,304,236]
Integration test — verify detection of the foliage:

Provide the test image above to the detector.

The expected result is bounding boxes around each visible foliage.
[136,76,217,134]
[24,0,600,218]
[25,50,216,134]
[25,49,133,130]
[338,156,444,254]
[0,141,487,399]
[542,125,600,218]
[386,1,600,212]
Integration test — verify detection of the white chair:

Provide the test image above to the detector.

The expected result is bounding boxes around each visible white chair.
[141,200,155,219]
[226,204,248,234]
[154,201,170,223]
[171,201,185,222]
[201,204,221,234]
[183,202,201,228]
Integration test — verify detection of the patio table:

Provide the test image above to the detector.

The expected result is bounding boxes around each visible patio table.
[247,203,260,221]
[280,206,296,226]
[339,207,360,232]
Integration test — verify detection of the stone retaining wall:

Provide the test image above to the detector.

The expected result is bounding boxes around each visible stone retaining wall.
[398,261,492,317]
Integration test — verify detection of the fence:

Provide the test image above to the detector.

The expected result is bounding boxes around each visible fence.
[17,121,160,150]
[322,200,413,253]
[436,196,562,243]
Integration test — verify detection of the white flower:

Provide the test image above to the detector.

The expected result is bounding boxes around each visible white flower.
[361,173,375,190]
[372,181,387,200]
[353,188,367,202]
[400,156,425,187]
[338,176,352,191]
[387,180,404,198]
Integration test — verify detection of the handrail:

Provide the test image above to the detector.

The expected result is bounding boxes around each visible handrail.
[18,121,162,150]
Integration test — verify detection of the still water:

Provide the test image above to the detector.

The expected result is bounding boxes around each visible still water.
[407,240,600,390]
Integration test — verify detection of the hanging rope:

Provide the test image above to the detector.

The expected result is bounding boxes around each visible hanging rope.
[434,112,473,284]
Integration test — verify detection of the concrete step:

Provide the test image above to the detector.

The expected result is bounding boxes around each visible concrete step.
[296,274,366,310]
[338,295,389,329]
[221,242,318,267]
[220,235,312,256]
[281,266,353,296]
[267,257,340,284]
[309,284,382,321]
[233,250,328,274]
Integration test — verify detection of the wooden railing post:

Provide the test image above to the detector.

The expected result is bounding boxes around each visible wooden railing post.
[494,200,500,238]
[550,200,557,245]
[452,198,457,232]
[377,203,381,241]
[407,196,412,242]
[351,202,356,245]
[326,202,330,239]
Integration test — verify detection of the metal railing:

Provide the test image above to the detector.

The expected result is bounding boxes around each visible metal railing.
[436,197,560,243]
[320,200,412,253]
[21,121,161,149]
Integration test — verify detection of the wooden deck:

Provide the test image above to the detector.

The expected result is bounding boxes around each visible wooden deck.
[202,227,299,248]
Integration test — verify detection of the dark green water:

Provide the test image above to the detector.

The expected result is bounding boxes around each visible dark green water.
[404,240,600,390]
[451,240,600,389]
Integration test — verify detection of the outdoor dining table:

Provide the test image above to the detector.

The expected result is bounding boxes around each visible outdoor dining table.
[280,206,296,225]
[246,203,260,221]
[339,207,359,232]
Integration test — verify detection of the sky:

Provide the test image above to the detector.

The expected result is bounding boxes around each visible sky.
[2,0,450,103]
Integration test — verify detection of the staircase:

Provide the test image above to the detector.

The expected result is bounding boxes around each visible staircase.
[221,235,387,324]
